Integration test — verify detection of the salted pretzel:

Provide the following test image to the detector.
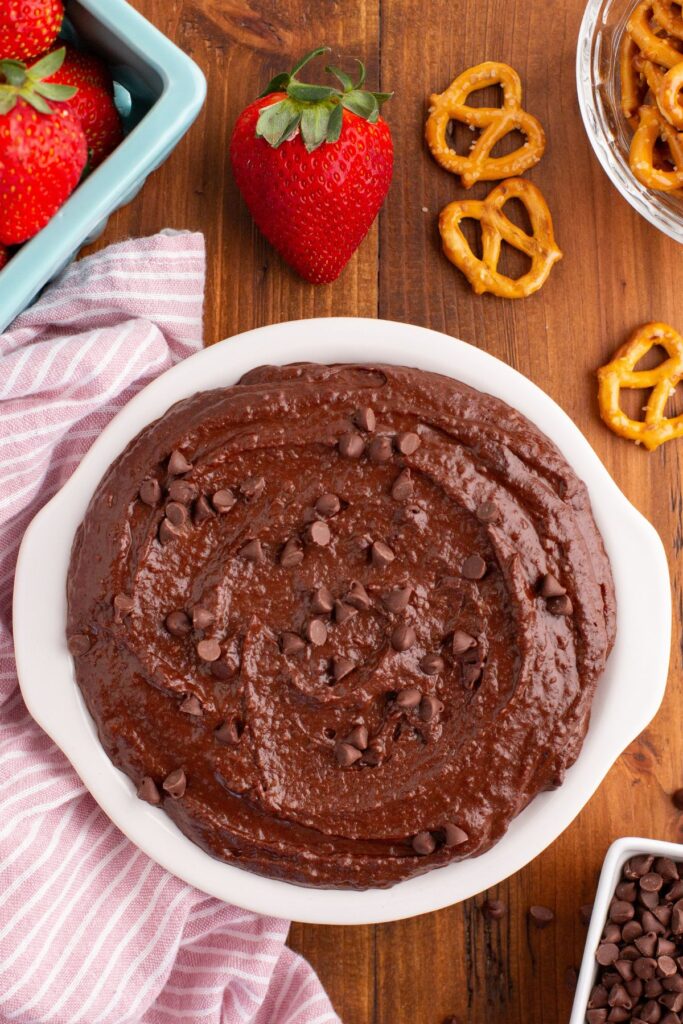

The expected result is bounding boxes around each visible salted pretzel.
[629,104,683,190]
[653,0,683,40]
[425,61,546,188]
[597,322,683,451]
[627,1,683,68]
[658,60,683,127]
[621,34,646,126]
[438,178,562,299]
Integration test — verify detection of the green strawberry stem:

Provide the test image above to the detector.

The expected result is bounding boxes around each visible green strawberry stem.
[0,48,76,116]
[256,46,392,152]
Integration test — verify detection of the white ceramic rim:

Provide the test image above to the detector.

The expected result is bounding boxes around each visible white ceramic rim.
[570,836,683,1022]
[13,317,671,925]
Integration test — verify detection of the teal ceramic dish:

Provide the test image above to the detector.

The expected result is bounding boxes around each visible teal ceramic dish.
[0,0,206,333]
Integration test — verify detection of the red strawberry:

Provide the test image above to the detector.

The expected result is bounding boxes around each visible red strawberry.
[0,244,8,270]
[44,43,123,168]
[230,47,393,284]
[0,48,87,245]
[0,0,64,62]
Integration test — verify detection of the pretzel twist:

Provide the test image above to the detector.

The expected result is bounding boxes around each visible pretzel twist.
[658,60,683,127]
[598,322,683,450]
[438,178,562,299]
[425,61,546,188]
[653,0,683,40]
[629,103,683,190]
[621,33,646,126]
[627,1,683,68]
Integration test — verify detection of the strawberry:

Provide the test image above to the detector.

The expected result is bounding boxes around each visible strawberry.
[230,47,393,284]
[0,0,64,62]
[44,43,123,168]
[0,48,87,245]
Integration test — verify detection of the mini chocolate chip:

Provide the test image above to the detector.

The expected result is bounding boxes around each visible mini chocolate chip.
[382,586,413,613]
[452,630,477,655]
[280,538,304,568]
[597,944,620,966]
[305,619,328,646]
[355,406,376,432]
[368,436,393,463]
[419,694,444,723]
[166,501,187,526]
[547,594,573,616]
[281,632,306,655]
[672,899,683,933]
[192,606,214,630]
[346,580,372,610]
[391,469,414,501]
[615,960,635,982]
[193,495,214,524]
[168,450,192,476]
[658,938,676,956]
[211,657,238,680]
[137,776,161,805]
[462,664,482,689]
[197,638,221,662]
[529,905,555,928]
[335,742,363,767]
[334,600,357,625]
[611,900,636,923]
[338,431,364,458]
[113,593,134,621]
[658,955,678,977]
[396,688,421,709]
[443,824,468,847]
[391,623,416,652]
[165,610,191,637]
[212,488,236,512]
[641,873,664,893]
[215,719,241,745]
[616,881,638,902]
[476,501,499,524]
[483,898,506,919]
[605,924,623,942]
[371,540,395,568]
[588,984,609,1008]
[312,586,334,614]
[139,479,161,505]
[346,725,369,751]
[629,856,655,877]
[240,476,265,500]
[656,858,680,881]
[672,789,683,810]
[633,957,658,979]
[159,518,181,545]
[668,881,683,902]
[640,889,661,910]
[636,933,658,957]
[180,694,202,716]
[332,657,355,682]
[420,653,445,675]
[586,1012,608,1024]
[608,983,632,1009]
[315,493,341,517]
[396,431,421,455]
[168,479,195,504]
[68,633,90,656]
[539,573,566,598]
[306,521,331,546]
[412,830,436,856]
[462,555,487,580]
[581,903,594,925]
[162,768,186,798]
[623,921,644,941]
[239,539,264,562]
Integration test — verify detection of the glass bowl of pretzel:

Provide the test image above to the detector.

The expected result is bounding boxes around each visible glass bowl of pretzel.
[577,0,683,243]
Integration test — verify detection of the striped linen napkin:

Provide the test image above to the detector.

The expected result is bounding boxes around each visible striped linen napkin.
[0,230,339,1024]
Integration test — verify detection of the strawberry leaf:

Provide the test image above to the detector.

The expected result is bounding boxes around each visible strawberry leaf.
[341,90,378,121]
[28,47,66,81]
[301,103,332,152]
[0,60,27,87]
[290,47,330,77]
[21,91,53,114]
[325,64,354,92]
[256,98,301,147]
[0,89,16,115]
[326,101,343,143]
[34,82,77,101]
[354,60,366,89]
[259,71,290,98]
[287,82,336,103]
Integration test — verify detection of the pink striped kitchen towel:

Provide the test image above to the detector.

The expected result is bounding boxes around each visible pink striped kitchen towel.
[0,230,340,1024]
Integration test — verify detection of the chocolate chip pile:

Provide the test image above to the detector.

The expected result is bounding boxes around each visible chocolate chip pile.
[589,855,683,1023]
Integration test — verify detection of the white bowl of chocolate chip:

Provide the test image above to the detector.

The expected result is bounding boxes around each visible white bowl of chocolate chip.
[13,317,671,924]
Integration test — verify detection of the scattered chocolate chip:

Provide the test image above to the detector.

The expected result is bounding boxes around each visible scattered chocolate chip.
[67,633,90,656]
[165,610,191,637]
[673,789,683,811]
[462,555,487,580]
[462,664,482,689]
[306,521,331,546]
[354,406,376,432]
[280,537,304,568]
[211,656,238,680]
[168,479,195,504]
[565,966,579,992]
[312,586,334,614]
[483,898,506,920]
[368,436,393,463]
[139,479,161,506]
[240,476,265,501]
[476,501,499,524]
[391,468,414,501]
[420,653,445,675]
[193,495,214,524]
[197,638,221,662]
[212,488,236,513]
[239,539,264,562]
[346,725,368,751]
[215,719,241,745]
[315,493,341,517]
[391,623,416,652]
[346,580,372,610]
[396,688,422,709]
[192,606,214,630]
[162,768,186,798]
[137,776,161,805]
[332,657,355,682]
[334,600,357,625]
[305,619,328,646]
[165,501,187,526]
[335,742,363,767]
[396,431,421,455]
[419,694,444,723]
[538,573,566,598]
[113,593,134,621]
[412,831,436,856]
[382,586,413,613]
[180,694,202,716]
[159,518,181,545]
[581,903,594,925]
[547,594,573,616]
[168,450,192,476]
[443,824,468,847]
[338,431,364,458]
[371,540,395,568]
[529,905,555,928]
[452,629,477,655]
[281,631,306,655]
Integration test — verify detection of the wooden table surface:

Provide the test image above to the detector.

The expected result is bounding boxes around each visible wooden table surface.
[89,1,682,1020]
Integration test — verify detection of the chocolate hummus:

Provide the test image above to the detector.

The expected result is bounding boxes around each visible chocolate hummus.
[66,362,616,889]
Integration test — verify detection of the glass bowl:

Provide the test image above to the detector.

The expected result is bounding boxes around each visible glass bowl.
[577,0,683,243]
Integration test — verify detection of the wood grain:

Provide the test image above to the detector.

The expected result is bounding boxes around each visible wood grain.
[88,0,683,1020]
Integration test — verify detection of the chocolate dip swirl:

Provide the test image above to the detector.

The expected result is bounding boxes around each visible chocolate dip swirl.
[66,363,616,889]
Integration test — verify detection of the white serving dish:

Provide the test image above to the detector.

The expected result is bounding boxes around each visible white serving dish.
[571,837,683,1023]
[13,317,671,925]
